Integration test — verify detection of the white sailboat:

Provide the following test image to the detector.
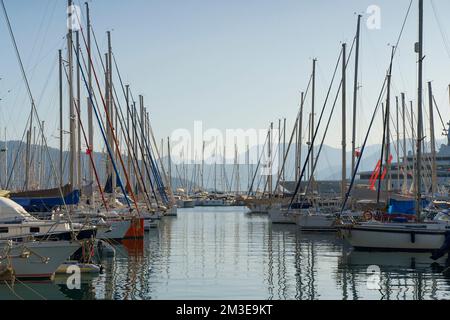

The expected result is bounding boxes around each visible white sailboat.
[0,240,81,279]
[0,197,96,241]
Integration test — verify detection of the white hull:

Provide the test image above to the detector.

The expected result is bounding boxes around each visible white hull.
[96,219,131,240]
[341,222,448,252]
[183,200,195,208]
[144,219,159,230]
[1,241,80,279]
[247,204,270,214]
[268,208,296,224]
[295,213,337,231]
[201,200,225,207]
[165,206,178,217]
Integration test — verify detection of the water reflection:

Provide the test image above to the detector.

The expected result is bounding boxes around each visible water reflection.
[1,207,450,300]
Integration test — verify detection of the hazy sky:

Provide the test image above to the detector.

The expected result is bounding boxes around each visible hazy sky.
[1,0,450,158]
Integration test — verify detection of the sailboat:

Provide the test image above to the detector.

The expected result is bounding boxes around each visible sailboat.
[0,239,81,280]
[340,0,450,256]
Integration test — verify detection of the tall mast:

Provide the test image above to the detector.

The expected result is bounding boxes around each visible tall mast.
[428,81,437,195]
[107,31,116,200]
[277,118,281,191]
[310,59,316,185]
[76,30,81,190]
[201,140,205,191]
[139,96,145,193]
[168,137,172,193]
[396,96,400,191]
[133,101,138,194]
[341,42,347,200]
[40,121,44,188]
[268,122,273,197]
[126,85,131,183]
[4,128,7,189]
[68,0,75,191]
[416,0,424,220]
[86,2,94,202]
[410,101,416,190]
[401,93,408,193]
[351,15,362,177]
[385,46,394,193]
[296,92,304,183]
[25,129,30,190]
[283,118,286,184]
[214,139,217,193]
[59,49,63,188]
[105,53,111,192]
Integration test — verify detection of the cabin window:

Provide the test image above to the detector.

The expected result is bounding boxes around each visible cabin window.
[0,227,8,234]
[30,227,40,233]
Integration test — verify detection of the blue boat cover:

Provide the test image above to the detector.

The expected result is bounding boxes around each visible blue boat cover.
[11,189,80,212]
[388,198,429,215]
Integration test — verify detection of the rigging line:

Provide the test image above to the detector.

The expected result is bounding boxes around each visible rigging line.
[376,48,395,205]
[1,0,73,226]
[273,75,313,191]
[340,0,413,214]
[103,54,161,205]
[71,15,140,214]
[432,95,448,134]
[247,129,270,196]
[341,78,388,214]
[122,87,162,205]
[62,63,109,211]
[430,0,450,61]
[101,56,155,206]
[302,38,357,202]
[74,41,134,212]
[111,56,169,204]
[288,47,344,210]
[6,112,31,189]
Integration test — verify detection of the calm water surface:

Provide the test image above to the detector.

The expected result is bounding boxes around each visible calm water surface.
[2,207,450,300]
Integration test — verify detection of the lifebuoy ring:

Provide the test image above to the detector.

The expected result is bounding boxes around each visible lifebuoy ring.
[363,211,373,221]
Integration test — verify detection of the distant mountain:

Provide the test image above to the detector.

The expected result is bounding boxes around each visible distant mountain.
[1,137,444,193]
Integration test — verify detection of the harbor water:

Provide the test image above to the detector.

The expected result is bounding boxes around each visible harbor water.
[1,206,450,300]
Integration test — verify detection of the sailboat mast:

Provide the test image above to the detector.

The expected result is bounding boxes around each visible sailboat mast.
[416,0,424,220]
[310,59,316,185]
[68,0,75,191]
[201,140,205,191]
[341,42,347,200]
[351,14,362,177]
[283,118,286,184]
[401,93,408,192]
[59,49,63,188]
[296,92,304,183]
[86,2,94,202]
[385,46,395,193]
[126,85,131,183]
[396,96,400,190]
[107,31,116,200]
[168,137,172,193]
[428,81,437,195]
[268,122,273,197]
[76,30,81,190]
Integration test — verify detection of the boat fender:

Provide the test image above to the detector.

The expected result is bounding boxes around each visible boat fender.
[363,211,373,221]
[431,231,450,261]
[410,232,416,244]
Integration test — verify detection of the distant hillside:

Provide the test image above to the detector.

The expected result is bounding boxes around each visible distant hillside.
[0,138,443,193]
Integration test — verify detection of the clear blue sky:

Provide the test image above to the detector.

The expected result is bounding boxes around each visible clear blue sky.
[1,0,450,155]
